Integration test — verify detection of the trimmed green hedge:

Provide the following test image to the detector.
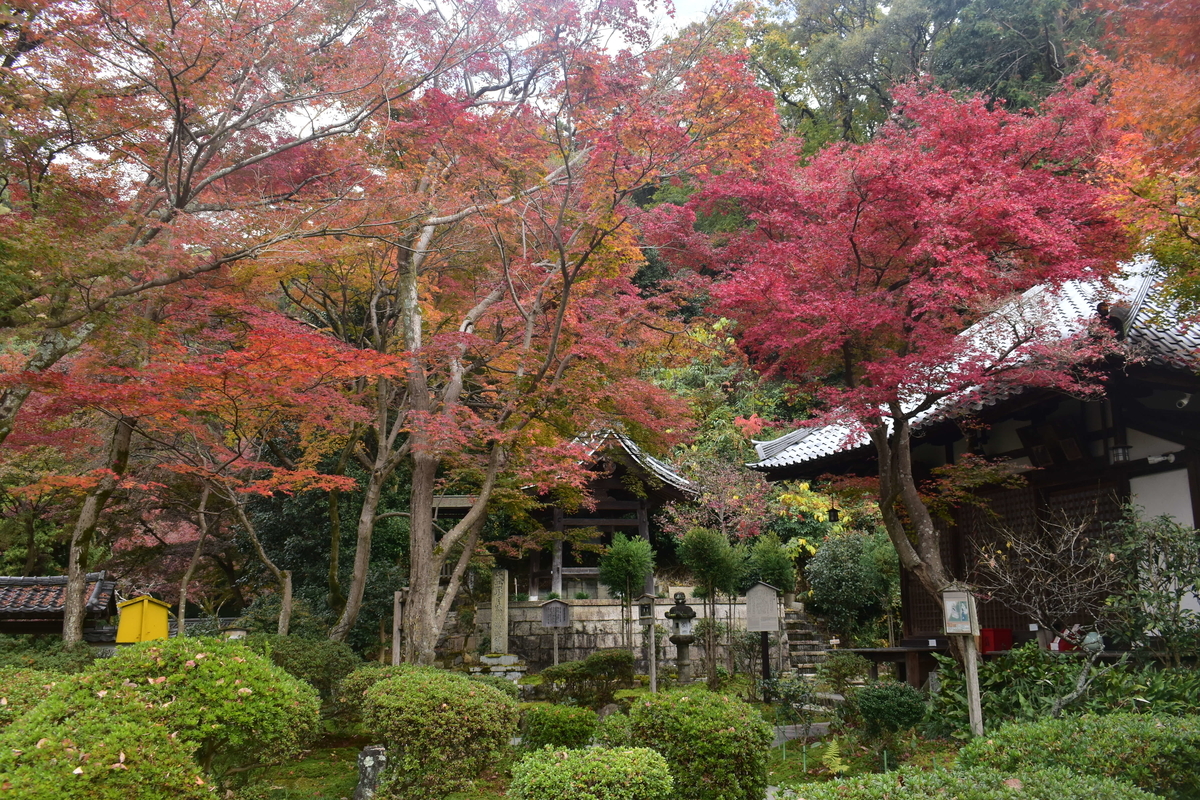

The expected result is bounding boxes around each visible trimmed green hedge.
[469,672,520,699]
[335,663,411,720]
[364,667,519,800]
[510,747,673,800]
[540,649,634,708]
[957,713,1200,799]
[523,704,597,749]
[777,766,1157,800]
[0,676,210,800]
[244,633,362,701]
[0,668,65,729]
[86,637,319,776]
[628,688,773,800]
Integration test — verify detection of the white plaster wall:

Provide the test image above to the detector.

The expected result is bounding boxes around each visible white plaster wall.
[1130,468,1199,614]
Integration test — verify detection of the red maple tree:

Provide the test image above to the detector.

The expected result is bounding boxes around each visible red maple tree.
[650,83,1128,606]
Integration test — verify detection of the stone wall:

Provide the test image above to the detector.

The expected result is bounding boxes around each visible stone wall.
[469,598,758,670]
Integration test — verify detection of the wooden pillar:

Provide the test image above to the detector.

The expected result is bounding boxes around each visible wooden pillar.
[527,550,539,598]
[638,502,654,595]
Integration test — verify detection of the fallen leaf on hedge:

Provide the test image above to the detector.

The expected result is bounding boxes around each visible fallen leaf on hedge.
[72,767,83,775]
[1003,778,1023,789]
[35,739,49,749]
[109,763,128,770]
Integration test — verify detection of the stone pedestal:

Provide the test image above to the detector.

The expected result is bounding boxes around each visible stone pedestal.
[353,744,387,800]
[491,568,509,654]
[470,652,527,681]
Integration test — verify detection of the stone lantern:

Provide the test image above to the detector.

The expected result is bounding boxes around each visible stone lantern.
[664,592,696,684]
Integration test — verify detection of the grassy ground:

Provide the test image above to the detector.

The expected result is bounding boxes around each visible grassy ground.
[767,736,962,789]
[250,747,361,800]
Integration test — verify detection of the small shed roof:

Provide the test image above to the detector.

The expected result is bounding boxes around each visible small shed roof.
[0,571,118,621]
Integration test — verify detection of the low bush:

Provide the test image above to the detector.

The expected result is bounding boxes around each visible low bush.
[0,676,210,800]
[335,663,411,720]
[595,712,634,748]
[926,643,1200,734]
[85,637,320,777]
[0,634,98,673]
[0,668,64,729]
[816,650,871,695]
[469,672,520,699]
[243,633,362,701]
[539,649,634,708]
[363,666,519,800]
[777,766,1155,800]
[510,747,674,800]
[854,680,926,744]
[523,704,597,749]
[956,713,1200,799]
[628,687,773,800]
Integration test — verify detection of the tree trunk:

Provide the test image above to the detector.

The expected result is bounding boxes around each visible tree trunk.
[177,488,212,637]
[870,415,954,608]
[62,416,135,644]
[403,452,440,663]
[327,466,388,642]
[233,501,292,636]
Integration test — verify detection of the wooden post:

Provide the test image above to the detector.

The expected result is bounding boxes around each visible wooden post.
[552,628,559,665]
[964,634,984,736]
[760,630,771,701]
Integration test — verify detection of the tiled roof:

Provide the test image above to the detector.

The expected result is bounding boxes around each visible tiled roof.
[578,430,695,494]
[750,263,1200,472]
[0,571,118,620]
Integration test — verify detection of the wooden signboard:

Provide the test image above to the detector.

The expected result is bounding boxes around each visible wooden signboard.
[745,581,780,632]
[540,598,571,628]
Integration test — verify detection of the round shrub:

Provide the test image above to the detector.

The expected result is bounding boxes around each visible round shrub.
[0,676,209,800]
[87,637,320,776]
[243,633,362,701]
[540,649,634,708]
[363,666,519,800]
[956,713,1200,799]
[510,746,674,800]
[854,680,926,741]
[776,766,1156,800]
[595,712,634,748]
[469,672,520,699]
[523,704,598,749]
[628,687,773,800]
[335,663,411,720]
[0,668,65,729]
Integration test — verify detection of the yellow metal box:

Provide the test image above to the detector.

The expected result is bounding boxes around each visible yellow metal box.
[116,595,172,643]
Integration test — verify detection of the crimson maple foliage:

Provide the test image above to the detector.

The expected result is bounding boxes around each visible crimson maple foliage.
[650,84,1127,604]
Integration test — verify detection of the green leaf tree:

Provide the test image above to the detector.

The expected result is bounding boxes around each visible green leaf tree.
[599,533,656,651]
[677,527,745,687]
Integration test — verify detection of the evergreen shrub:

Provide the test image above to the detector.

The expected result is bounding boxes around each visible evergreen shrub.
[510,747,673,800]
[335,663,411,719]
[956,713,1200,799]
[595,711,634,748]
[363,666,519,800]
[0,635,98,672]
[0,668,64,729]
[777,766,1155,800]
[523,704,597,749]
[469,672,520,699]
[540,649,634,708]
[85,637,319,775]
[243,633,362,701]
[853,680,926,742]
[628,687,773,800]
[0,676,210,799]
